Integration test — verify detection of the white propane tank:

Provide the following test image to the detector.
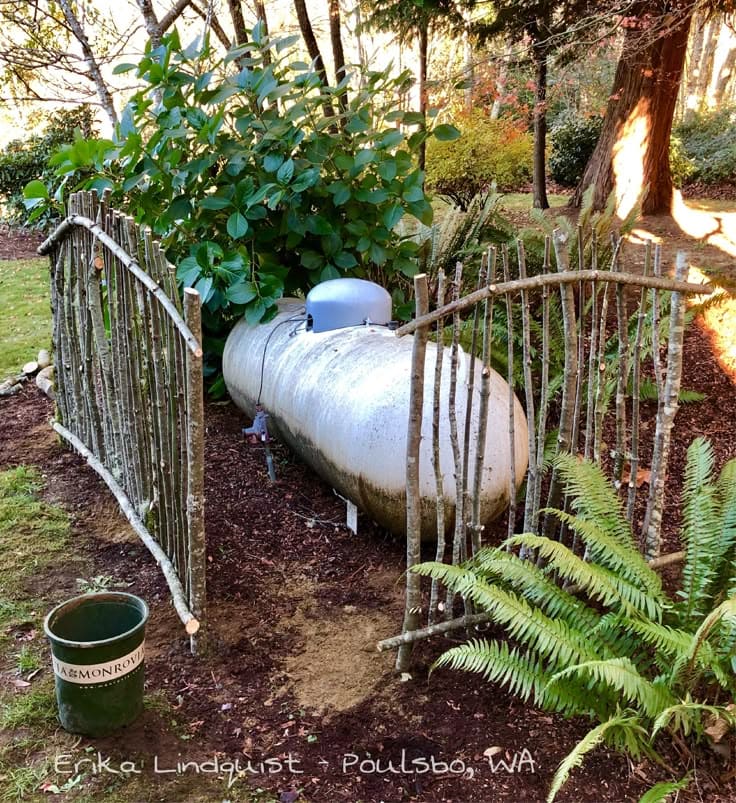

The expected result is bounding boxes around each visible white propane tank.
[223,298,529,539]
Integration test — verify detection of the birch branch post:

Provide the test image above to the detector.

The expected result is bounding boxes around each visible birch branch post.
[396,273,430,672]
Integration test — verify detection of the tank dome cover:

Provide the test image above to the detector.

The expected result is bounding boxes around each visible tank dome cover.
[306,278,392,333]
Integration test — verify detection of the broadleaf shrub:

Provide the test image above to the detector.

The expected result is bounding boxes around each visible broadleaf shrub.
[425,112,532,209]
[0,106,95,225]
[549,111,602,187]
[31,26,457,338]
[673,106,736,185]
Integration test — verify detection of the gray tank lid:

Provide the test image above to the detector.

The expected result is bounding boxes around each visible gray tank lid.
[306,278,392,333]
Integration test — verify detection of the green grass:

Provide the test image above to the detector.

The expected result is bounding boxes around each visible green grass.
[0,466,69,594]
[499,191,571,210]
[0,682,57,730]
[0,257,50,379]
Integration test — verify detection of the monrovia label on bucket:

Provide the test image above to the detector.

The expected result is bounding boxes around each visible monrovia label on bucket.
[52,643,145,685]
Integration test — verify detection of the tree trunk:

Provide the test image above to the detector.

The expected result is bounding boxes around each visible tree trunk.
[227,0,247,45]
[254,0,270,36]
[418,21,429,171]
[683,11,707,120]
[490,38,514,120]
[570,9,693,216]
[57,0,118,126]
[532,47,549,210]
[294,0,329,87]
[712,25,736,106]
[462,11,474,111]
[328,0,348,113]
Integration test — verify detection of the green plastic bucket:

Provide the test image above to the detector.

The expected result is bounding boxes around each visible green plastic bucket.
[44,592,149,737]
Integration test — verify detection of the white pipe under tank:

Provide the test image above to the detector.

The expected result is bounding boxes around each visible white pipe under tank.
[223,299,529,538]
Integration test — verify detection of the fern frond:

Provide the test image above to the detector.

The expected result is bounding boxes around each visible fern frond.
[433,638,594,716]
[507,534,661,620]
[413,560,600,666]
[553,454,639,552]
[685,596,736,671]
[713,458,736,596]
[548,658,675,719]
[677,438,721,625]
[544,508,664,602]
[547,714,646,803]
[652,701,735,740]
[637,775,691,803]
[470,548,600,633]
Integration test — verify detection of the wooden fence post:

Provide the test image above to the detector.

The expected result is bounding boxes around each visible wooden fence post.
[184,288,207,655]
[396,273,429,673]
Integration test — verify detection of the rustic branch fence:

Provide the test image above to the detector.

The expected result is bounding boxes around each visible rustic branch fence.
[383,228,716,670]
[39,190,207,653]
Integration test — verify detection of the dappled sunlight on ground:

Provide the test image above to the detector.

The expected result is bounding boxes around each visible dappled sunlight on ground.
[627,193,736,385]
[685,265,736,383]
[671,190,736,259]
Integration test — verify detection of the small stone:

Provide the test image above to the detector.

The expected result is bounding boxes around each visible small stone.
[37,349,51,369]
[22,361,39,376]
[36,366,55,400]
[0,383,22,397]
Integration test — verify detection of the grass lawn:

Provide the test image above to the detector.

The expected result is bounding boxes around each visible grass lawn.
[499,191,571,210]
[0,258,50,379]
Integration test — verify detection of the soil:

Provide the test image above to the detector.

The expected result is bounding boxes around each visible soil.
[0,226,43,260]
[3,204,736,802]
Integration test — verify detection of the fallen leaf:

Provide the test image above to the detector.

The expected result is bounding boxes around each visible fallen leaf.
[484,746,503,759]
[12,679,31,689]
[621,466,652,488]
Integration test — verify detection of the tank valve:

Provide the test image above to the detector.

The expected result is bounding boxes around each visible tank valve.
[243,406,276,482]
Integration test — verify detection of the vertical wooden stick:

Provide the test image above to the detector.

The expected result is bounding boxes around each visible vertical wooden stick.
[470,246,497,554]
[501,245,517,543]
[532,237,551,531]
[428,270,447,626]
[543,230,578,538]
[397,274,429,672]
[518,240,537,537]
[445,262,467,618]
[184,288,206,655]
[584,232,599,461]
[643,252,689,560]
[613,243,630,485]
[626,240,651,522]
[461,258,487,563]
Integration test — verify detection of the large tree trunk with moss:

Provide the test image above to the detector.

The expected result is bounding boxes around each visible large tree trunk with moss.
[570,9,693,216]
[532,47,549,210]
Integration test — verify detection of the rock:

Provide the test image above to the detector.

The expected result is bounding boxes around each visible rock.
[37,349,51,369]
[0,382,22,397]
[22,361,39,376]
[36,366,55,400]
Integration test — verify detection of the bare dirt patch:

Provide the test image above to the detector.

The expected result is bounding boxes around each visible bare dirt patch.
[281,600,395,716]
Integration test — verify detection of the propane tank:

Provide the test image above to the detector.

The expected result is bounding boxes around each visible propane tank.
[223,296,528,539]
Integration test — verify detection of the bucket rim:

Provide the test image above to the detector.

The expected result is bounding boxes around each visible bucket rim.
[44,592,149,649]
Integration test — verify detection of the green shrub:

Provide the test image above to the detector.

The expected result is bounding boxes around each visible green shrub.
[548,111,602,187]
[417,438,736,801]
[425,112,533,208]
[669,133,696,187]
[30,26,457,342]
[673,106,736,184]
[0,106,94,225]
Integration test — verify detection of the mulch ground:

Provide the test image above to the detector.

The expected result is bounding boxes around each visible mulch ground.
[3,220,736,801]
